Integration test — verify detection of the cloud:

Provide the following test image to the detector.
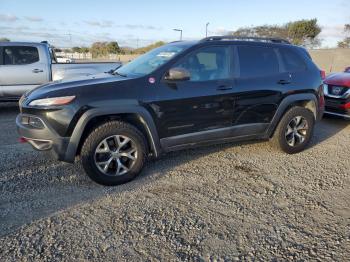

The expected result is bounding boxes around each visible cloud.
[84,20,161,30]
[0,22,163,48]
[0,14,18,22]
[84,20,114,28]
[25,16,43,22]
[0,26,63,40]
[0,25,30,31]
[123,24,161,30]
[320,24,346,39]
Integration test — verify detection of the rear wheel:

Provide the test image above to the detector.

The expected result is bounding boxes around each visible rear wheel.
[272,106,315,154]
[80,121,146,186]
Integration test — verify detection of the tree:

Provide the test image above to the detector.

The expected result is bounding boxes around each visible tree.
[106,41,120,54]
[0,37,10,42]
[134,41,166,54]
[338,39,350,48]
[80,47,90,53]
[345,24,350,33]
[337,24,350,48]
[287,19,321,46]
[231,19,322,47]
[90,41,121,58]
[72,46,82,53]
[232,25,289,39]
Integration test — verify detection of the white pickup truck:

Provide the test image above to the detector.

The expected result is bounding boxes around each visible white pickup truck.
[0,42,121,101]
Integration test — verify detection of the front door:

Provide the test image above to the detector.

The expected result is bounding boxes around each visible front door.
[150,45,236,147]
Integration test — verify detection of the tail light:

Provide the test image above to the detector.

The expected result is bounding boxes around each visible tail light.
[320,70,326,80]
[19,137,28,143]
[319,85,325,108]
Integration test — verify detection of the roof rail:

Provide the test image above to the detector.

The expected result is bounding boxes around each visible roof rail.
[200,35,291,44]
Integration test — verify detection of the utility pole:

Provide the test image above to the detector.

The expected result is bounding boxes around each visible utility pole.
[68,32,72,46]
[206,22,210,37]
[173,28,183,41]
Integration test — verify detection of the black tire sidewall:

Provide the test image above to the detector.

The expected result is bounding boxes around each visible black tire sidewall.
[276,107,315,154]
[81,121,146,186]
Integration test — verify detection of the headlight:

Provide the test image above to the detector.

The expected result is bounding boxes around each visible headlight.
[29,96,76,107]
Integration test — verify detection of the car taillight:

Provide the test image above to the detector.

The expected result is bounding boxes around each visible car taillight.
[320,70,326,80]
[19,137,28,143]
[319,85,325,108]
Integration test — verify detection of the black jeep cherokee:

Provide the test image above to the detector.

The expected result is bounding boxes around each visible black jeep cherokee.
[17,36,325,186]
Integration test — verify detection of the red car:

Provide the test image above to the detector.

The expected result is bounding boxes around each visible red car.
[324,67,350,119]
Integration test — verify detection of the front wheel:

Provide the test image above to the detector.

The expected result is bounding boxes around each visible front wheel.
[80,121,146,186]
[272,106,315,154]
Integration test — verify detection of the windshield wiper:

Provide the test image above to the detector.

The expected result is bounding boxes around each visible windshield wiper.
[113,71,127,77]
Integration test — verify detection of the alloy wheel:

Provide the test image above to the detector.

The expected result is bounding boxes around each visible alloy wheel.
[94,135,138,176]
[285,116,309,147]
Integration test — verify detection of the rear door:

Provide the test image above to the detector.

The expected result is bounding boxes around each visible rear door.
[233,45,289,127]
[278,46,311,89]
[0,45,49,98]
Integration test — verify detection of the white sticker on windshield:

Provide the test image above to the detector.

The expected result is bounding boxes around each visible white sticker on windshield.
[157,52,176,58]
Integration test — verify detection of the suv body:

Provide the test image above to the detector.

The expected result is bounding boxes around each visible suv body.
[17,36,324,185]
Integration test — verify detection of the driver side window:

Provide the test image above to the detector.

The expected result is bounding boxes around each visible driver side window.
[176,46,230,82]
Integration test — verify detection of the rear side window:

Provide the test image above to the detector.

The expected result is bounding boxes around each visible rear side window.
[238,46,279,78]
[279,48,307,72]
[3,46,39,65]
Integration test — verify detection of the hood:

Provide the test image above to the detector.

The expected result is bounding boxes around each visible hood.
[325,72,350,87]
[54,72,113,83]
[25,72,136,98]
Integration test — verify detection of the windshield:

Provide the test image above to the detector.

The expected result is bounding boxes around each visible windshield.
[114,43,190,77]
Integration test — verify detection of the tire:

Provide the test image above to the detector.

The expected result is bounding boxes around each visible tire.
[80,121,147,186]
[272,106,315,154]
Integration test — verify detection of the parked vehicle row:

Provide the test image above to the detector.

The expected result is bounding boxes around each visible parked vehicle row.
[0,42,121,101]
[17,36,325,186]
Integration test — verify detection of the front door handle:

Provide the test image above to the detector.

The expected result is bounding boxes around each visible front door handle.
[217,85,233,91]
[32,69,44,73]
[277,79,291,85]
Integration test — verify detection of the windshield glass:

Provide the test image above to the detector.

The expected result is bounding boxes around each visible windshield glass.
[114,43,190,77]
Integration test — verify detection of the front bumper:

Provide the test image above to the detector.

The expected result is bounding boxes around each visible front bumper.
[324,96,350,119]
[16,114,71,161]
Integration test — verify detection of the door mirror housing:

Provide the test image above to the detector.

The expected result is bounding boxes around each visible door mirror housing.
[164,68,190,81]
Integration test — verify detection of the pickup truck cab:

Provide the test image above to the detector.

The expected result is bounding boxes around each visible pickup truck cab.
[0,42,121,101]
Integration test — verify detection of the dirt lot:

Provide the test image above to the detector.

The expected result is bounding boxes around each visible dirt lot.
[0,102,349,261]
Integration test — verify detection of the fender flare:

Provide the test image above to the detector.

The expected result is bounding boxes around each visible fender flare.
[266,93,319,138]
[63,104,161,162]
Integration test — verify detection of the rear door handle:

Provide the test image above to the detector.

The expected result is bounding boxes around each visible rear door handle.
[217,85,233,91]
[278,79,291,85]
[32,69,44,73]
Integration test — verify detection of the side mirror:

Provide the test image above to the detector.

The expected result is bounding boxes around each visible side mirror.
[345,67,350,73]
[164,68,190,81]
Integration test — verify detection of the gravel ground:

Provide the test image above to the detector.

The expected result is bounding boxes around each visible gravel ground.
[0,102,349,261]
